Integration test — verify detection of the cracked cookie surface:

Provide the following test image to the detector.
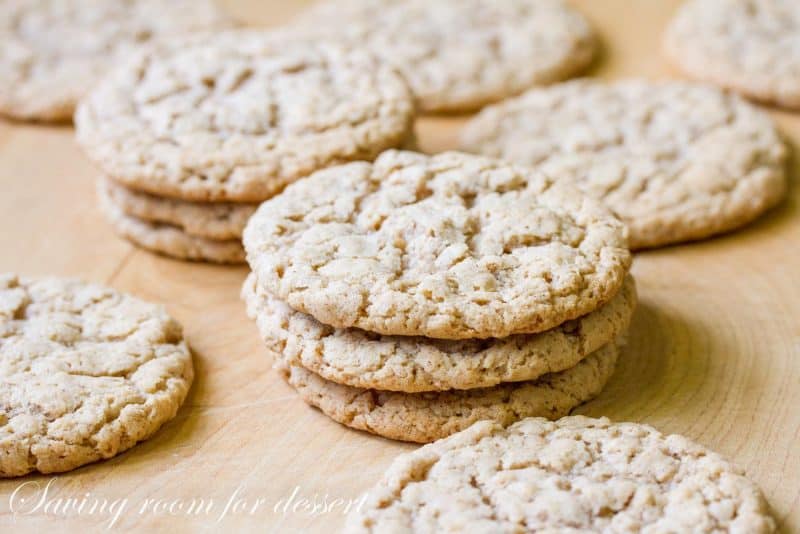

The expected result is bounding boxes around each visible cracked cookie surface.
[99,184,245,264]
[664,0,800,109]
[461,79,787,249]
[292,0,595,112]
[243,273,635,392]
[101,178,256,241]
[346,416,775,533]
[275,341,618,443]
[244,150,631,340]
[0,0,233,122]
[75,30,415,202]
[0,274,193,477]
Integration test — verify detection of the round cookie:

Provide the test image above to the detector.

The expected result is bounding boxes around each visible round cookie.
[243,150,631,340]
[291,0,596,113]
[243,273,636,392]
[99,186,245,264]
[664,0,800,109]
[460,80,787,249]
[101,178,256,241]
[275,341,618,444]
[0,0,233,122]
[75,30,416,202]
[346,416,775,533]
[0,274,194,477]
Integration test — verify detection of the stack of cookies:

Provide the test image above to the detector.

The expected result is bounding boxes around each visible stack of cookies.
[75,30,416,263]
[243,150,635,443]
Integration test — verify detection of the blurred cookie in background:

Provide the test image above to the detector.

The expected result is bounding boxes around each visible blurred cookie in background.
[461,79,788,249]
[0,0,234,122]
[664,0,800,110]
[292,0,597,113]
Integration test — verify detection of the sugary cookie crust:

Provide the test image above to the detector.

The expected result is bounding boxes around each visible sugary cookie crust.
[0,0,233,122]
[99,185,245,264]
[274,342,618,444]
[101,177,256,241]
[461,79,787,249]
[75,30,415,202]
[0,274,194,476]
[243,273,636,392]
[292,0,596,112]
[346,416,775,533]
[275,342,618,443]
[664,0,800,109]
[244,150,631,340]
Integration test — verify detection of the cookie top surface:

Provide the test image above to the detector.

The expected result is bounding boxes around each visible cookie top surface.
[244,273,636,392]
[461,80,787,249]
[75,30,415,202]
[292,0,595,112]
[0,274,194,476]
[0,0,233,122]
[243,150,631,340]
[278,341,618,444]
[346,416,775,533]
[664,0,800,109]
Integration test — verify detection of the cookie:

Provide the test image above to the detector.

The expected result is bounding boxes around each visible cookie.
[0,274,194,477]
[243,273,635,392]
[274,342,618,444]
[99,185,245,264]
[664,0,800,109]
[291,0,596,113]
[0,0,233,122]
[346,416,775,533]
[101,178,256,241]
[75,30,416,202]
[461,80,787,249]
[243,150,631,340]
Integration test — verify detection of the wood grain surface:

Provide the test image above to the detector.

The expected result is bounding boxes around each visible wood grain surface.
[1,1,798,532]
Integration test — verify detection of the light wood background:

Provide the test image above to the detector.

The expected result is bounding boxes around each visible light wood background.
[0,1,798,532]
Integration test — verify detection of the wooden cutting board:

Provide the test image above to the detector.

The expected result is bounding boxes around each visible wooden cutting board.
[0,1,798,531]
